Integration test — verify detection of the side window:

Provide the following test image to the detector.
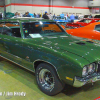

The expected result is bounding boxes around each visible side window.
[96,20,100,22]
[85,20,92,23]
[22,22,43,38]
[79,19,85,22]
[95,24,100,32]
[2,22,21,38]
[2,27,12,36]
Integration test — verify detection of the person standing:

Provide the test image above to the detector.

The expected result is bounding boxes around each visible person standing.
[42,11,49,19]
[34,13,36,18]
[48,13,53,20]
[89,14,93,18]
[23,12,31,17]
[65,13,68,20]
[53,13,55,19]
[75,14,78,19]
[0,12,2,19]
[36,13,39,18]
[70,13,75,22]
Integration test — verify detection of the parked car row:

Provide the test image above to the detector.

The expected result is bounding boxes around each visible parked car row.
[64,15,100,41]
[66,18,100,28]
[66,22,100,40]
[53,16,70,26]
[0,18,100,96]
[53,16,80,26]
[66,15,100,29]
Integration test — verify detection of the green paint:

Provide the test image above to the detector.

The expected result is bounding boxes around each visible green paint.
[0,18,100,89]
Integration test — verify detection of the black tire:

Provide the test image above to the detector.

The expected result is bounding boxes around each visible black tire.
[35,63,64,96]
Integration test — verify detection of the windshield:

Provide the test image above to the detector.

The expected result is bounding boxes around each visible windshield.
[79,19,92,23]
[95,24,100,32]
[22,22,65,38]
[58,22,67,26]
[96,20,100,22]
[54,16,66,20]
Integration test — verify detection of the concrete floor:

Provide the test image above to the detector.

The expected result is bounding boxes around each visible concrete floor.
[0,57,100,100]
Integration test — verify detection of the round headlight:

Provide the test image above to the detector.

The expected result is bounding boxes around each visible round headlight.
[88,63,95,73]
[82,66,88,76]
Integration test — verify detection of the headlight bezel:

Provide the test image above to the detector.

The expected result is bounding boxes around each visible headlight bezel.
[88,63,95,74]
[82,63,95,77]
[82,66,88,77]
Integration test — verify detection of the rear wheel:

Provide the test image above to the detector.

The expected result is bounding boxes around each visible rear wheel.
[35,63,64,96]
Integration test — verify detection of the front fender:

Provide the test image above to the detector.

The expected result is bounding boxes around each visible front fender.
[33,50,90,86]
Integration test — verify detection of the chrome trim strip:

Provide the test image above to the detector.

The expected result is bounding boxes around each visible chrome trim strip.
[0,55,34,73]
[73,73,100,87]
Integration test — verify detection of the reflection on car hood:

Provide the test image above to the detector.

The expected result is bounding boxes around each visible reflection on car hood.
[25,34,100,63]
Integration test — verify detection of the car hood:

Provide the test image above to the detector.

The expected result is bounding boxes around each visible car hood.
[66,23,82,27]
[67,21,87,27]
[25,34,100,63]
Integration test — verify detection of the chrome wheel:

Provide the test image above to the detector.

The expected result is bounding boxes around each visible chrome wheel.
[39,69,54,91]
[36,63,64,95]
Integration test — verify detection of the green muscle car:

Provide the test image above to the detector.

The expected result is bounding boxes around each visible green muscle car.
[0,18,100,96]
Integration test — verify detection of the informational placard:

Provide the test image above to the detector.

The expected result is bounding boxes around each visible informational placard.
[29,34,42,38]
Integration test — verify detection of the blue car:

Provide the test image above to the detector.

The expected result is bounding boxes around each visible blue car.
[53,16,71,25]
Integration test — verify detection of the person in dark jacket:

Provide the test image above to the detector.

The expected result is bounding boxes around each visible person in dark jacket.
[0,13,2,19]
[42,11,49,19]
[23,12,31,17]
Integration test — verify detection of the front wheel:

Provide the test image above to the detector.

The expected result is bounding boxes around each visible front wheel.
[35,63,64,96]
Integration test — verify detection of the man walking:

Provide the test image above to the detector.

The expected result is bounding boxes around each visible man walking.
[70,13,75,22]
[42,11,49,19]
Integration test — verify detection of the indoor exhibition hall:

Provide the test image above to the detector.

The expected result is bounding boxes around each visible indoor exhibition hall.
[0,0,100,100]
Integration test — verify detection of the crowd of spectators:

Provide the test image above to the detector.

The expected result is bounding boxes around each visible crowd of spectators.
[0,11,94,21]
[14,11,51,19]
[14,11,68,20]
[11,11,84,21]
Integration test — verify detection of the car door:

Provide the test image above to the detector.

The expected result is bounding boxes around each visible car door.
[0,22,7,53]
[1,22,23,61]
[1,21,33,71]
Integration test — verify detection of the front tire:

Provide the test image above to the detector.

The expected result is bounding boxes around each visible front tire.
[35,63,64,96]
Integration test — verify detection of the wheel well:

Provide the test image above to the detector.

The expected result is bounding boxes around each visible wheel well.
[34,60,59,77]
[34,60,57,71]
[34,60,64,85]
[34,61,44,70]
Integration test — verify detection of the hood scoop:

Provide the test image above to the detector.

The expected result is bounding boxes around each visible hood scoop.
[76,42,86,45]
[86,41,93,43]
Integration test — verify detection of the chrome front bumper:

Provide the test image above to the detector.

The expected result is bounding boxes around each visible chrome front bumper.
[73,73,100,87]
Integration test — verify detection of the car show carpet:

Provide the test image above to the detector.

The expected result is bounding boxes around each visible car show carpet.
[0,57,99,100]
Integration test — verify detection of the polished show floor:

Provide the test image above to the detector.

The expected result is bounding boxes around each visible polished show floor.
[0,57,99,100]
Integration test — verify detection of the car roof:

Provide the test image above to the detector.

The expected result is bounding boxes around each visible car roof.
[88,22,100,26]
[0,18,54,22]
[82,18,100,20]
[78,22,100,29]
[77,22,100,28]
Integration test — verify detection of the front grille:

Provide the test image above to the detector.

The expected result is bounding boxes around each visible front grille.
[97,64,100,73]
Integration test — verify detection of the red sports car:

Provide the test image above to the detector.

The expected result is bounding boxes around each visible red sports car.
[66,22,100,40]
[66,18,100,28]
